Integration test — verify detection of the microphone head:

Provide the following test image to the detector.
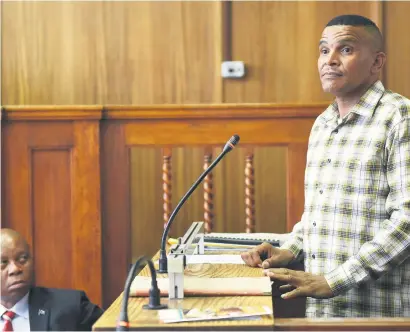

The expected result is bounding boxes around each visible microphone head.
[223,134,240,153]
[230,134,240,146]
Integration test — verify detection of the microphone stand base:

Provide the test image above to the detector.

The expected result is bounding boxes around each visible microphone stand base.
[143,304,168,310]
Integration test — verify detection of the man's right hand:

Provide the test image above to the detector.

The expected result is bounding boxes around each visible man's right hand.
[240,242,295,269]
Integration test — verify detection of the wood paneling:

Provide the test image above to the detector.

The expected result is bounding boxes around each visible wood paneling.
[124,119,312,145]
[130,148,163,262]
[286,143,308,232]
[384,1,410,97]
[1,112,102,306]
[5,1,409,106]
[71,121,102,293]
[100,121,130,309]
[254,146,287,234]
[32,149,72,287]
[224,1,382,103]
[1,1,221,105]
[3,1,410,106]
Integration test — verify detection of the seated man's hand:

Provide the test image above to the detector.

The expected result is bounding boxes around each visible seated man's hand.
[264,268,334,299]
[241,243,295,268]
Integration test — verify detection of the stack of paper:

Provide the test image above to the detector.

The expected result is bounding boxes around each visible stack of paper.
[130,275,272,297]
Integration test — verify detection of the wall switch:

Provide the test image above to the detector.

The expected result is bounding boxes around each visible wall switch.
[221,61,246,78]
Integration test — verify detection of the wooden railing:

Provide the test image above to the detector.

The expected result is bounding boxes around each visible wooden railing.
[1,103,325,308]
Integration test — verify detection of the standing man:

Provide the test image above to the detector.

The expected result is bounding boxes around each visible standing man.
[242,14,410,317]
[1,228,104,330]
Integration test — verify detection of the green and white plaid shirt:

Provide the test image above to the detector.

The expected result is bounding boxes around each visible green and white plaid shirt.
[281,81,410,317]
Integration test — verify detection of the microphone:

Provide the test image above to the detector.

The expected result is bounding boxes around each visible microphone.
[117,256,167,331]
[158,134,240,273]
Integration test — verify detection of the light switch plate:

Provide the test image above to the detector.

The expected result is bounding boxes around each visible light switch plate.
[221,61,246,78]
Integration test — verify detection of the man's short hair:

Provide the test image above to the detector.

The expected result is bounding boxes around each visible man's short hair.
[326,14,383,51]
[326,14,379,29]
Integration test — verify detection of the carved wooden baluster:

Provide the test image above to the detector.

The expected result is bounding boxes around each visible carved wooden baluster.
[203,149,214,233]
[162,149,172,229]
[245,151,255,233]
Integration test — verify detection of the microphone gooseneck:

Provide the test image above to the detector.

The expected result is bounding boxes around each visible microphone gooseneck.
[117,256,167,331]
[158,134,240,273]
[117,256,145,331]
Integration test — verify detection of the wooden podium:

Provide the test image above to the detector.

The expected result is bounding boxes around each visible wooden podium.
[93,250,275,330]
[93,251,410,331]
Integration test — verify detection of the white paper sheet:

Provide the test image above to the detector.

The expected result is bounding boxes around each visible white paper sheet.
[186,254,245,265]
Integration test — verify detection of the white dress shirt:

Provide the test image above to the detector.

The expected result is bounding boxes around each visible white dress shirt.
[0,292,30,331]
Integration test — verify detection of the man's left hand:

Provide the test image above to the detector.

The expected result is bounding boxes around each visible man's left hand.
[264,268,334,299]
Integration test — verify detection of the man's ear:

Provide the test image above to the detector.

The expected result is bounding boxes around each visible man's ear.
[371,52,386,75]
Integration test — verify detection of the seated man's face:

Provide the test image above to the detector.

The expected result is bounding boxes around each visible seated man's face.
[1,235,33,302]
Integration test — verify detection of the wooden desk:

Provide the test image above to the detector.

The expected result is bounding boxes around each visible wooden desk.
[93,251,275,330]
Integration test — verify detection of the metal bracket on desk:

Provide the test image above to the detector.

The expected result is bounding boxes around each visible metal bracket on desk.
[168,221,205,299]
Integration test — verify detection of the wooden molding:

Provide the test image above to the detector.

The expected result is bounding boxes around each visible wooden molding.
[103,103,326,120]
[2,106,103,121]
[2,104,327,121]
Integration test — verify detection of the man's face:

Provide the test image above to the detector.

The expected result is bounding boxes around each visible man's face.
[1,236,33,302]
[318,25,378,98]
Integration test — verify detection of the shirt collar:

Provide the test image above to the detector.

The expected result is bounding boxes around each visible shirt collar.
[320,80,385,123]
[0,292,30,320]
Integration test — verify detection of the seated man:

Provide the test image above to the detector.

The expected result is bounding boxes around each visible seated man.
[1,228,103,331]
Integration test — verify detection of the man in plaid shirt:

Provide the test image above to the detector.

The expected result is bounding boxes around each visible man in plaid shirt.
[242,14,410,317]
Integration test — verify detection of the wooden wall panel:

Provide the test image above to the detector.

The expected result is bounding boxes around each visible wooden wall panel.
[1,115,102,306]
[286,143,308,232]
[130,147,163,262]
[71,121,102,294]
[32,150,73,287]
[3,1,410,106]
[384,2,410,97]
[212,146,246,234]
[254,146,287,234]
[4,1,409,106]
[1,1,222,105]
[100,121,130,309]
[2,123,33,244]
[224,1,383,103]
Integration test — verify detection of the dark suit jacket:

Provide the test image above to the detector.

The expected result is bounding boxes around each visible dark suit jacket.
[28,287,104,331]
